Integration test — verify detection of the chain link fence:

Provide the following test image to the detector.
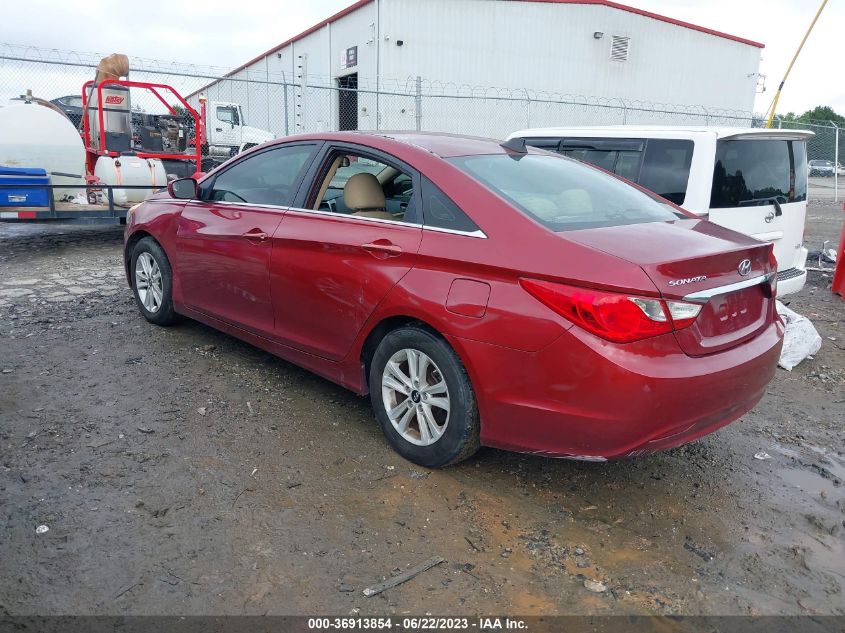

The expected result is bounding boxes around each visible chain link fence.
[1,44,840,201]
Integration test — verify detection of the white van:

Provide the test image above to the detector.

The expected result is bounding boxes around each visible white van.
[506,126,813,296]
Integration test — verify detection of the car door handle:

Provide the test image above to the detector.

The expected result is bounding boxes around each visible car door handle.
[215,127,223,132]
[362,240,402,258]
[242,229,269,243]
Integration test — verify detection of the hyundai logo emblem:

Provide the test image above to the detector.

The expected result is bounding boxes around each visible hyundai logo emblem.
[738,259,752,276]
[764,211,775,223]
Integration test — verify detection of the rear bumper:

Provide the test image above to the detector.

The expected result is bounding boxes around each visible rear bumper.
[451,319,784,460]
[777,246,808,296]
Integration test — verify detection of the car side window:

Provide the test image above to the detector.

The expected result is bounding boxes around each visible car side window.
[421,176,480,233]
[310,151,421,225]
[208,145,316,206]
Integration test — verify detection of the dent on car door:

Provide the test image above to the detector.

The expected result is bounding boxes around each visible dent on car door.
[269,146,423,361]
[175,143,319,336]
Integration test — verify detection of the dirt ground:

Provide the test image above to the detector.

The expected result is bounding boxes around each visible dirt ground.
[0,202,842,617]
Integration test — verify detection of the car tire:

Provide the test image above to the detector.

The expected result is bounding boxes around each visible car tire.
[130,237,178,326]
[369,326,480,468]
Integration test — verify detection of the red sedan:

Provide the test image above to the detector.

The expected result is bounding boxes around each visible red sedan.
[124,132,783,467]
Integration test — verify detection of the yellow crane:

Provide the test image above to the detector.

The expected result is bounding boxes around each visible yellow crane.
[764,0,829,128]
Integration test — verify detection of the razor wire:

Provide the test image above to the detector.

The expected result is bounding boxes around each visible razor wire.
[0,43,840,201]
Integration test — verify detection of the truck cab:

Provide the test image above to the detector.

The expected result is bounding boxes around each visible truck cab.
[205,101,275,157]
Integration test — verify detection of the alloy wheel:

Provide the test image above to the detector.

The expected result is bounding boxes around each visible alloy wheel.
[135,252,163,314]
[381,348,450,446]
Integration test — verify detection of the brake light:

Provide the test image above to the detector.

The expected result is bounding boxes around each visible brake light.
[519,279,702,343]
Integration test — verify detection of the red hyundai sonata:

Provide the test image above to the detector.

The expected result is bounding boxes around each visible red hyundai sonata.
[124,132,783,467]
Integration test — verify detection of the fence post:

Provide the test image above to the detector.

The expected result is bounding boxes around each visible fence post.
[524,88,531,128]
[832,121,840,203]
[282,72,290,136]
[415,76,422,131]
[265,57,271,132]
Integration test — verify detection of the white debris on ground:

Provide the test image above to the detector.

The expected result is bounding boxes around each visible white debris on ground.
[776,301,823,371]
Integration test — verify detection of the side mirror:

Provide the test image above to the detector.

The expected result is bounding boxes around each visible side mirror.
[167,177,198,200]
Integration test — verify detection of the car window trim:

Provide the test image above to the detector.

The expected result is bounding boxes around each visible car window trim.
[286,206,487,238]
[188,199,289,212]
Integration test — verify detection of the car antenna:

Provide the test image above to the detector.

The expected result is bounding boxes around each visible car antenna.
[500,137,527,153]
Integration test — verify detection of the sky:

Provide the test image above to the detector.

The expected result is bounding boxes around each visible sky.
[0,0,841,117]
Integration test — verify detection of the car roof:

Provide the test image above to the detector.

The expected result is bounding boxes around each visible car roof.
[276,131,533,158]
[508,125,815,141]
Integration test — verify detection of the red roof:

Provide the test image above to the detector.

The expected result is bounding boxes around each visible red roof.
[195,0,763,94]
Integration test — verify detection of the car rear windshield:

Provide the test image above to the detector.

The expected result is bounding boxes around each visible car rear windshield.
[711,139,807,209]
[448,153,682,231]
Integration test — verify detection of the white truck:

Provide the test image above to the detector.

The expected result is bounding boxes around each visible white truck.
[201,100,275,158]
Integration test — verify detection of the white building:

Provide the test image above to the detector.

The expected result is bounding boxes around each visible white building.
[190,0,764,138]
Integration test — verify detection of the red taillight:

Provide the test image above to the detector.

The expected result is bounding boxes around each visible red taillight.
[519,278,701,344]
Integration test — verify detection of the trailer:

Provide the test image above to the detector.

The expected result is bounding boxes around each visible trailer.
[0,55,208,224]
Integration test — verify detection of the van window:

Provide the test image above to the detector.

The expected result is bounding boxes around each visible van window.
[554,138,693,205]
[561,147,642,182]
[637,139,694,205]
[793,141,808,202]
[711,139,807,208]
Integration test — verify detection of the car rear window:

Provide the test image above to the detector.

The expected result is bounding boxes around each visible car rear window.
[448,153,681,231]
[711,139,808,209]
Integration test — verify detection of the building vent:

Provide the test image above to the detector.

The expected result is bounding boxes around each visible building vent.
[610,36,630,61]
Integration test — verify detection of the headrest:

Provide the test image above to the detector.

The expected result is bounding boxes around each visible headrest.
[343,172,386,211]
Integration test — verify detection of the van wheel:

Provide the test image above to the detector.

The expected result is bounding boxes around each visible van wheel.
[369,326,480,468]
[130,237,178,326]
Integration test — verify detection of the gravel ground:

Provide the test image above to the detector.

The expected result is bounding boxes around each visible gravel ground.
[0,203,842,616]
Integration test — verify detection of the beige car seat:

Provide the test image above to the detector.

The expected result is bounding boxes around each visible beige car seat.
[343,173,395,221]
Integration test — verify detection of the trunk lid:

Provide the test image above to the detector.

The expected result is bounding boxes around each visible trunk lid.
[566,218,776,356]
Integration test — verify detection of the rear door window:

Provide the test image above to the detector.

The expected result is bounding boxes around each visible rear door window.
[710,139,807,208]
[420,176,480,233]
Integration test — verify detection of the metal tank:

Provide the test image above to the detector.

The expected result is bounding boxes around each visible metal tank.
[0,101,86,200]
